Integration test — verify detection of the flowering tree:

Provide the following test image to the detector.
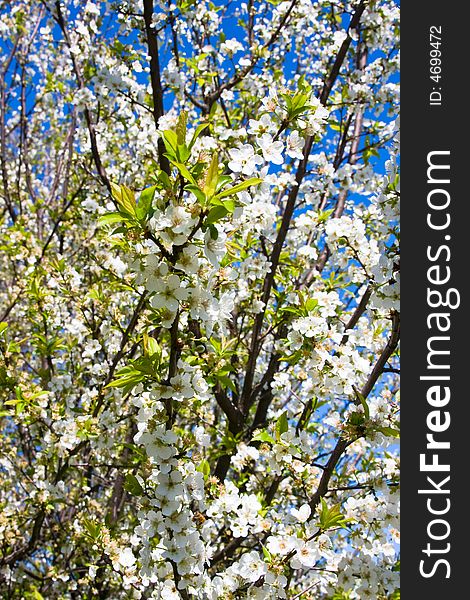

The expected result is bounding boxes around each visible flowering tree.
[0,0,399,598]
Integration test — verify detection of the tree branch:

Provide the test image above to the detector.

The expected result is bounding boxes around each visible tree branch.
[240,1,369,414]
[308,309,400,511]
[143,0,170,175]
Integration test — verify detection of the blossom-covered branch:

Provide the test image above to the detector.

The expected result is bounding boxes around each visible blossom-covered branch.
[0,1,399,598]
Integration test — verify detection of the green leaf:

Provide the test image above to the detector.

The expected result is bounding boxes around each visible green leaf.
[221,429,241,451]
[133,356,158,375]
[217,374,236,393]
[215,177,263,200]
[83,518,101,540]
[354,389,370,420]
[196,459,211,480]
[278,349,302,364]
[143,333,161,358]
[283,93,293,111]
[203,153,219,198]
[168,158,196,184]
[275,411,289,440]
[216,175,233,191]
[317,208,334,223]
[136,185,156,221]
[97,212,124,227]
[291,92,308,110]
[216,363,234,376]
[157,169,172,190]
[176,111,187,145]
[177,144,190,163]
[105,366,146,391]
[188,122,210,150]
[124,473,144,496]
[209,101,218,119]
[349,411,365,427]
[110,183,137,217]
[211,197,235,212]
[305,298,318,313]
[163,130,178,152]
[206,205,229,225]
[252,430,275,444]
[208,224,218,240]
[111,226,128,236]
[318,499,348,530]
[376,426,400,438]
[261,544,272,562]
[290,105,311,119]
[185,184,206,205]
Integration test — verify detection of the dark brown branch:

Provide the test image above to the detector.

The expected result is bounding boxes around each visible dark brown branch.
[206,0,300,111]
[107,424,137,525]
[0,74,15,221]
[143,0,170,175]
[308,309,400,512]
[164,310,181,427]
[312,40,368,276]
[0,510,45,567]
[92,292,148,418]
[360,310,400,398]
[264,0,299,49]
[214,385,244,431]
[168,1,180,68]
[340,284,372,345]
[52,1,111,194]
[308,439,351,511]
[319,1,367,105]
[240,2,369,414]
[210,536,244,566]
